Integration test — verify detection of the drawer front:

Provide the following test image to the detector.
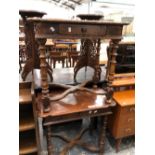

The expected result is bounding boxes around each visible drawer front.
[118,114,135,128]
[116,105,135,138]
[117,126,135,138]
[121,105,135,116]
[59,24,107,36]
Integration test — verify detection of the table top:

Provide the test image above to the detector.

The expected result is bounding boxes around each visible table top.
[28,18,128,25]
[37,88,107,118]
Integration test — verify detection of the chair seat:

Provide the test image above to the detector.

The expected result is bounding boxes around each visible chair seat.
[36,88,111,126]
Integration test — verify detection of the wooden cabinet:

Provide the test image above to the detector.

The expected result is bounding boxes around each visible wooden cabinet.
[19,82,37,155]
[108,90,135,152]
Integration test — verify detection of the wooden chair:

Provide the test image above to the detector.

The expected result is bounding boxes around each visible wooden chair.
[50,51,67,68]
[68,51,79,67]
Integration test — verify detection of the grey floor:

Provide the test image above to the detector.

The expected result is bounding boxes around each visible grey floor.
[42,120,135,155]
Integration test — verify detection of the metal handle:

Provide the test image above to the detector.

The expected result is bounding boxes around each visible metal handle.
[129,107,135,112]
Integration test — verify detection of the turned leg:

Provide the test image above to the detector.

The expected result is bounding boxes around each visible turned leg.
[115,138,121,153]
[62,60,65,68]
[99,116,108,155]
[46,125,53,155]
[53,60,56,68]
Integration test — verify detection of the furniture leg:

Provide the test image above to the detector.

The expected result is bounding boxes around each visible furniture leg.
[53,60,56,68]
[99,115,108,155]
[46,125,53,155]
[62,60,64,68]
[115,138,121,153]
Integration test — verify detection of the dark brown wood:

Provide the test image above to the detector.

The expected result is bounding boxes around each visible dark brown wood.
[37,38,51,113]
[19,111,35,131]
[99,116,108,155]
[68,51,79,67]
[29,18,128,155]
[19,10,53,81]
[29,18,127,40]
[46,125,53,155]
[106,39,121,105]
[50,51,67,68]
[74,39,101,83]
[77,14,104,20]
[19,130,37,154]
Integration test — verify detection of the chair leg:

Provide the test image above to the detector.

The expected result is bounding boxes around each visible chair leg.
[53,60,56,68]
[115,138,121,153]
[99,116,108,155]
[62,60,64,68]
[46,125,53,155]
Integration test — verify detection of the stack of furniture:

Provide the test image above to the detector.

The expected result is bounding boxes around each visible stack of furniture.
[25,17,128,155]
[19,82,38,155]
[107,42,135,152]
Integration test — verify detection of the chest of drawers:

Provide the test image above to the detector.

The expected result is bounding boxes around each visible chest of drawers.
[108,90,135,152]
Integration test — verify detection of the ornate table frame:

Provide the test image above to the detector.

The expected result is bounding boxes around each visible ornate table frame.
[28,18,128,155]
[19,10,53,81]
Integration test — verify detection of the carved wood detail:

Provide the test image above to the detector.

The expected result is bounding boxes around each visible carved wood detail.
[19,11,53,81]
[49,81,106,102]
[99,115,108,155]
[46,125,53,155]
[106,39,121,104]
[74,39,101,83]
[37,38,50,112]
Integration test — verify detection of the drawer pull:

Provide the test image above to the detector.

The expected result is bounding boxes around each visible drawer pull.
[50,27,55,32]
[127,118,133,122]
[129,107,135,112]
[94,110,98,114]
[125,128,131,132]
[89,111,92,114]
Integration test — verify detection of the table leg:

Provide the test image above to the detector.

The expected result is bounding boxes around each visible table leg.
[115,138,121,153]
[46,125,53,155]
[99,115,108,155]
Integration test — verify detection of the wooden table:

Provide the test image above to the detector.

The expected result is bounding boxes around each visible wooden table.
[28,18,128,155]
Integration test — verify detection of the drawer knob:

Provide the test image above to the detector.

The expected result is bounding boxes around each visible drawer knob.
[127,118,133,122]
[50,27,55,32]
[94,110,98,114]
[129,107,135,112]
[81,28,87,33]
[125,128,131,132]
[89,110,92,114]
